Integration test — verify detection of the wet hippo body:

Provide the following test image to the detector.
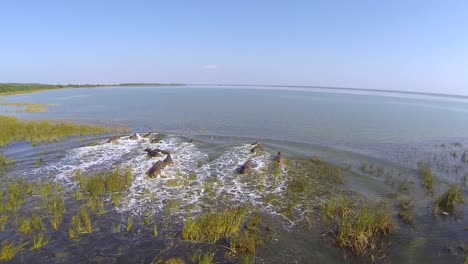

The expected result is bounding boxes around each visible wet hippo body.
[251,141,259,145]
[157,148,171,155]
[163,154,174,166]
[150,134,165,144]
[238,159,255,174]
[273,152,284,165]
[107,136,120,144]
[250,143,264,153]
[142,132,152,138]
[147,161,165,178]
[129,134,138,140]
[462,151,468,163]
[145,148,162,157]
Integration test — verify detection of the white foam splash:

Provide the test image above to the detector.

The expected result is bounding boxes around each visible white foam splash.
[29,135,290,219]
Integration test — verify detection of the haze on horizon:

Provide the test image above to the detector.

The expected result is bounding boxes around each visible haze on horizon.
[1,1,467,96]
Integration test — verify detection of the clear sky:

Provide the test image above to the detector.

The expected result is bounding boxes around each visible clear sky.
[1,0,468,95]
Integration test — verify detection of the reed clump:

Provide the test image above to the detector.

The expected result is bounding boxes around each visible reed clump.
[182,208,246,243]
[164,258,185,264]
[0,154,14,174]
[417,161,434,193]
[190,249,215,264]
[5,180,30,212]
[182,207,264,262]
[18,218,32,235]
[68,208,93,239]
[321,196,396,257]
[75,169,133,212]
[76,169,133,197]
[31,232,50,250]
[0,241,25,261]
[434,185,464,213]
[0,115,115,148]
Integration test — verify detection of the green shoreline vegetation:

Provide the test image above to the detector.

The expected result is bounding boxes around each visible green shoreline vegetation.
[0,115,121,148]
[0,83,185,96]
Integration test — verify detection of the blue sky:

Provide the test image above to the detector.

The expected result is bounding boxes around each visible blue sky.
[1,0,467,95]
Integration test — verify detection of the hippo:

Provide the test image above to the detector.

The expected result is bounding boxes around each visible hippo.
[156,148,171,155]
[107,136,120,144]
[150,134,165,144]
[462,151,468,163]
[273,152,284,165]
[163,154,174,166]
[129,134,138,140]
[147,161,166,178]
[238,159,255,174]
[251,141,259,145]
[142,132,152,138]
[145,148,162,157]
[250,143,264,153]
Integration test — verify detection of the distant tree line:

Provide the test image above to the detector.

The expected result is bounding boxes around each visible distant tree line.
[0,83,185,94]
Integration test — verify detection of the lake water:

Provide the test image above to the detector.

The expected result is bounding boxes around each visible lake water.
[1,86,467,263]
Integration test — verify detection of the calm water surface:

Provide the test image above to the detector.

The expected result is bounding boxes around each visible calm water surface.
[1,86,467,264]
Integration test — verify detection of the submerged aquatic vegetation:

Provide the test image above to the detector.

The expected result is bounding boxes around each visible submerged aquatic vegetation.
[0,102,53,113]
[0,115,116,148]
[398,199,416,225]
[417,161,434,193]
[434,185,464,213]
[321,196,396,257]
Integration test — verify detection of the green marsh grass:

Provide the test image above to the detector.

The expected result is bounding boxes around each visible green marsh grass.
[75,169,133,212]
[18,218,32,235]
[5,180,30,212]
[0,115,116,148]
[190,249,216,264]
[417,161,434,193]
[0,241,25,261]
[0,216,9,231]
[31,214,45,232]
[164,258,185,264]
[434,185,464,213]
[31,232,50,250]
[153,223,158,237]
[0,154,14,174]
[321,196,396,257]
[126,216,134,232]
[182,208,246,243]
[68,208,93,239]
